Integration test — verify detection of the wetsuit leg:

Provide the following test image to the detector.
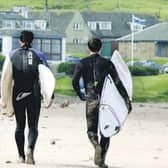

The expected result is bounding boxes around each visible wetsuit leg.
[13,93,26,159]
[26,91,41,151]
[100,135,110,164]
[86,100,99,148]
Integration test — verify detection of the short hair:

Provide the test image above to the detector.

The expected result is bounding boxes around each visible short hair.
[88,38,102,52]
[19,30,34,45]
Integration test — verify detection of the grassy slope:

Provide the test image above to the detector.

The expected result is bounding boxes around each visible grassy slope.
[1,0,168,20]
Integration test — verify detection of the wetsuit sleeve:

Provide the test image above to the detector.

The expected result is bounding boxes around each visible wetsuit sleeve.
[0,55,13,106]
[72,62,85,101]
[31,48,49,67]
[109,62,132,113]
[38,52,49,67]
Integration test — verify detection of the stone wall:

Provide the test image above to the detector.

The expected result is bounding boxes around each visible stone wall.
[118,42,155,59]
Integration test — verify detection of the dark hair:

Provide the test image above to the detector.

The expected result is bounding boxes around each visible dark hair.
[88,38,102,52]
[20,30,34,48]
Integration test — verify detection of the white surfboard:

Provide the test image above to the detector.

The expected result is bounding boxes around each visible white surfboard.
[38,64,55,107]
[111,50,133,100]
[0,54,14,116]
[99,50,132,137]
[0,60,55,115]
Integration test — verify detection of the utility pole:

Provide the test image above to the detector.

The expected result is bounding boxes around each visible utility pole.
[85,0,89,10]
[117,0,120,10]
[44,0,48,13]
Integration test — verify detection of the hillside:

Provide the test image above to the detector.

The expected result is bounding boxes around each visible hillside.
[0,0,168,20]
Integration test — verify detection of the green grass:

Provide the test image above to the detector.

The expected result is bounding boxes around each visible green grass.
[1,0,168,20]
[55,76,76,96]
[70,53,88,59]
[55,74,168,102]
[54,58,168,102]
[133,74,168,102]
[151,57,168,65]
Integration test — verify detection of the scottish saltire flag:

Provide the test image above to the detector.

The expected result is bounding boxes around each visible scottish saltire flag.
[132,15,146,25]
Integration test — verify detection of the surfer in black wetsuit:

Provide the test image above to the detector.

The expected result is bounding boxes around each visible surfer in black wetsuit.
[72,38,131,168]
[0,30,53,164]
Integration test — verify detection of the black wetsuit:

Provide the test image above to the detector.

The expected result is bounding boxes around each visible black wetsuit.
[72,53,131,164]
[10,46,45,159]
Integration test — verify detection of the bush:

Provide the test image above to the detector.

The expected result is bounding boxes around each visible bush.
[57,62,76,75]
[129,66,159,76]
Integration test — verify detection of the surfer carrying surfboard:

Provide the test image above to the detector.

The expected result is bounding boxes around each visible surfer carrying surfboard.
[0,31,54,165]
[72,38,131,168]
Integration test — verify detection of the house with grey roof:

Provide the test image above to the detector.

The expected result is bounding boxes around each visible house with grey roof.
[65,11,158,57]
[29,11,74,35]
[29,10,159,57]
[0,7,66,62]
[0,9,47,30]
[117,22,168,58]
[0,30,65,62]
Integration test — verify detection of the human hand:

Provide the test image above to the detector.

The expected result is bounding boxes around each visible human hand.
[79,93,86,101]
[127,100,132,114]
[0,99,7,108]
[45,99,53,109]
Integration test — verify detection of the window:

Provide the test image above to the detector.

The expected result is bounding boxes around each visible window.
[12,38,20,49]
[99,22,112,30]
[88,22,96,30]
[73,38,84,44]
[51,39,61,54]
[3,20,14,29]
[34,38,61,61]
[73,23,83,30]
[51,39,61,60]
[35,20,47,30]
[23,21,34,29]
[42,39,50,53]
[35,39,41,50]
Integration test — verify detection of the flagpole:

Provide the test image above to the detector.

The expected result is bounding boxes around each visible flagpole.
[131,14,134,66]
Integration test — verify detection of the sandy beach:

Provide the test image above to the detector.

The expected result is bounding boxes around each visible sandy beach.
[0,99,168,168]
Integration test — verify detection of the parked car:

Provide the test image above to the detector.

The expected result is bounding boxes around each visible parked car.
[162,62,168,73]
[65,56,81,63]
[142,60,162,70]
[127,60,161,70]
[127,60,144,67]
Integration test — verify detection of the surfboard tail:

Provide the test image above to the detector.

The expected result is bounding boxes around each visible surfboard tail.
[38,64,55,107]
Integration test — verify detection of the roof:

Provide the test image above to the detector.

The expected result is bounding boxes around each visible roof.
[29,11,74,34]
[0,29,64,38]
[0,11,25,20]
[117,22,168,42]
[81,11,159,38]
